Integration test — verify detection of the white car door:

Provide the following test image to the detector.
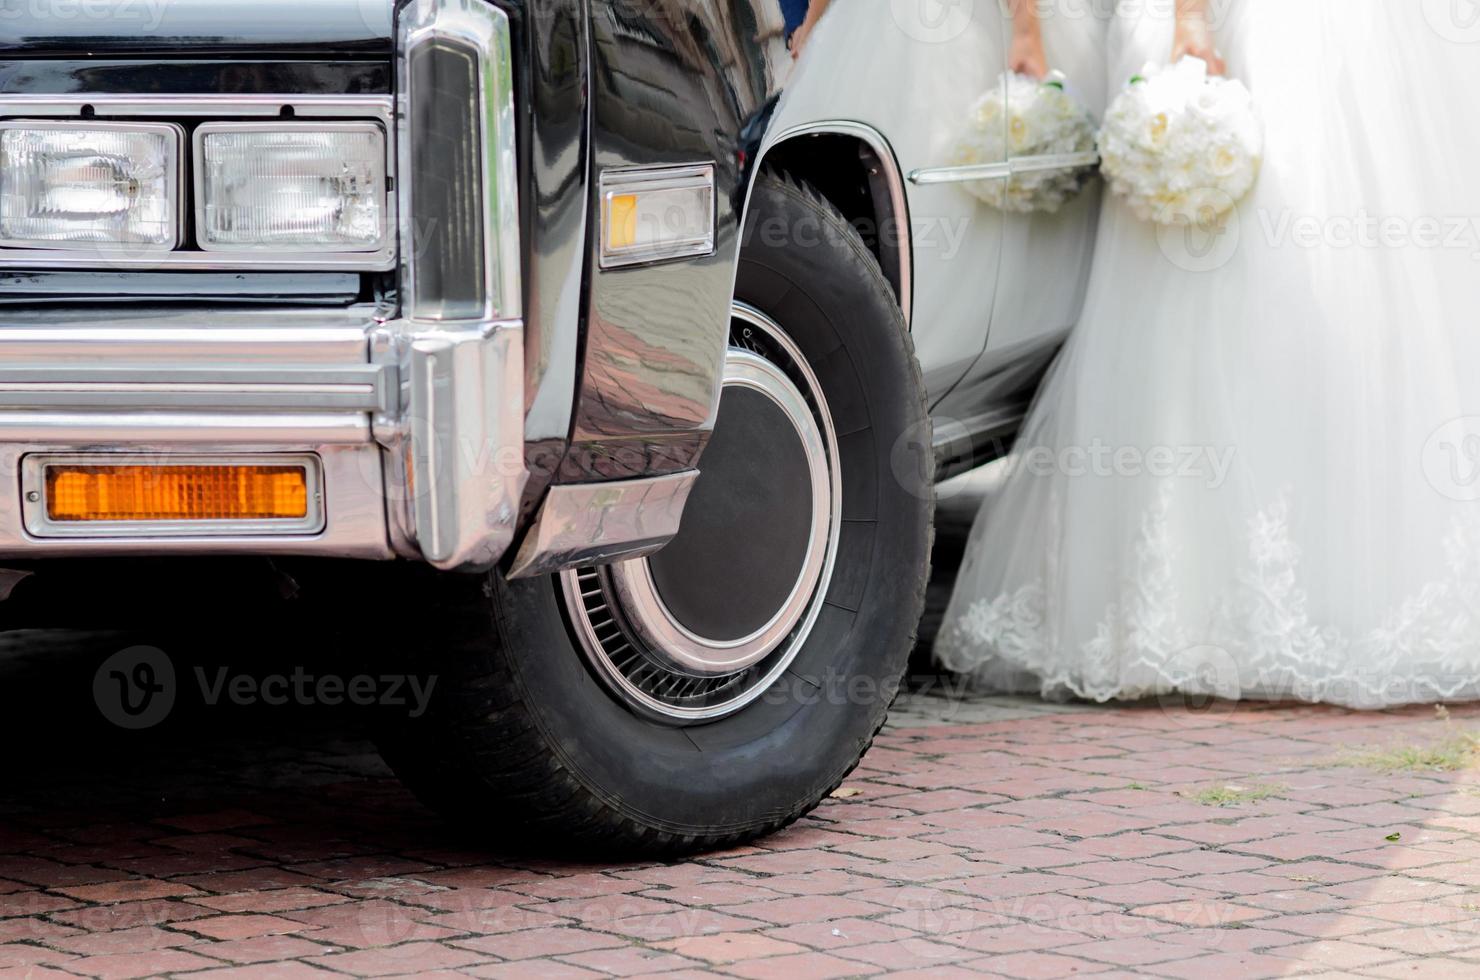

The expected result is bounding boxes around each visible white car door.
[767,0,1011,403]
[931,4,1108,425]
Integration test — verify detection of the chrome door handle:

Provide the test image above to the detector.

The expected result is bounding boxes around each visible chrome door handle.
[1008,150,1100,175]
[908,150,1100,185]
[909,161,1011,184]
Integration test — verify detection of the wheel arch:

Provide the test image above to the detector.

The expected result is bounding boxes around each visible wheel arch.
[743,122,913,328]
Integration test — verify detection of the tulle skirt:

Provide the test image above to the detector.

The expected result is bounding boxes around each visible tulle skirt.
[936,0,1480,708]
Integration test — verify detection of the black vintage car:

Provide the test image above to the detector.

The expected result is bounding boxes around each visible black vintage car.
[0,0,1095,853]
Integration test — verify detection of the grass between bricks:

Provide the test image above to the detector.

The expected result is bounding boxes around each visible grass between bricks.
[1183,782,1287,807]
[1330,706,1480,774]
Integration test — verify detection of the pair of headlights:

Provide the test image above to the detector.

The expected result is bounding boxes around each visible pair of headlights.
[0,120,387,253]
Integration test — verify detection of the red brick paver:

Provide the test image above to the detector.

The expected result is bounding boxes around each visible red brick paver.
[6,630,1480,979]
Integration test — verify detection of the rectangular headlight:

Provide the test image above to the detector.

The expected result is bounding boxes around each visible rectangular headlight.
[0,121,183,250]
[195,122,387,252]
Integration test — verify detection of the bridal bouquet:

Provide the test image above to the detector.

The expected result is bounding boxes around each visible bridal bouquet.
[952,71,1097,214]
[1098,56,1262,225]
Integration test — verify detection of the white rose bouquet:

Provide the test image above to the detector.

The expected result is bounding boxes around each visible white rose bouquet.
[1098,56,1262,225]
[952,71,1098,214]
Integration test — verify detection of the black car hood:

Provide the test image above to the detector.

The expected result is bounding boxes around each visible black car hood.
[0,0,395,55]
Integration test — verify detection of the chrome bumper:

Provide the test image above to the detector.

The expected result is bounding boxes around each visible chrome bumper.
[0,306,394,560]
[0,305,531,568]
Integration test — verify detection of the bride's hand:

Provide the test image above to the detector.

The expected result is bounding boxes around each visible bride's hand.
[1172,5,1226,74]
[1007,0,1048,78]
[1009,30,1049,79]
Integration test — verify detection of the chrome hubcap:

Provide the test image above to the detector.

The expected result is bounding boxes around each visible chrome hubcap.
[559,303,841,722]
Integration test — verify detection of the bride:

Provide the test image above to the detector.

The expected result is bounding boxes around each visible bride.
[937,0,1480,708]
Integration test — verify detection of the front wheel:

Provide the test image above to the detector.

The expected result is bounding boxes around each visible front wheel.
[378,172,933,855]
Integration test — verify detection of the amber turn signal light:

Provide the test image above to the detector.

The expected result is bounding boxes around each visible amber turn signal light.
[45,464,310,523]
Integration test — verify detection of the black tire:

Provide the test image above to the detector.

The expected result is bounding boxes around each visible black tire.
[377,171,933,856]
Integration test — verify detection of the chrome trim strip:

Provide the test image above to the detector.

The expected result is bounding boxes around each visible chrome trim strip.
[759,122,913,326]
[0,95,395,271]
[506,471,699,580]
[0,252,395,272]
[0,270,363,303]
[0,95,394,118]
[0,307,386,360]
[0,383,368,394]
[597,164,717,269]
[21,452,325,539]
[0,314,391,414]
[909,150,1100,185]
[0,365,393,412]
[0,412,371,445]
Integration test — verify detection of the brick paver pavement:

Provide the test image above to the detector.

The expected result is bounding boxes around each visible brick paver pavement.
[5,618,1480,979]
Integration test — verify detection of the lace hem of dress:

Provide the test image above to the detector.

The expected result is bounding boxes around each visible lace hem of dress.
[937,486,1480,708]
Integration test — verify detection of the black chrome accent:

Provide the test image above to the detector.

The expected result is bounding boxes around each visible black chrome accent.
[406,40,486,320]
[397,0,520,324]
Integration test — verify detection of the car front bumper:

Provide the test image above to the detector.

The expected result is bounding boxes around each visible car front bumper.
[0,304,531,569]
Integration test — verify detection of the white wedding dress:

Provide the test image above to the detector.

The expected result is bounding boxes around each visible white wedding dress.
[937,0,1480,708]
